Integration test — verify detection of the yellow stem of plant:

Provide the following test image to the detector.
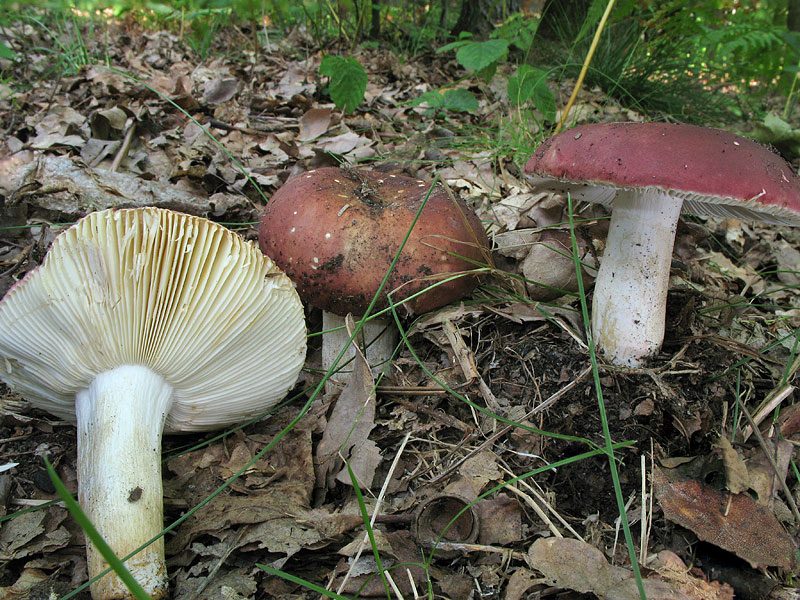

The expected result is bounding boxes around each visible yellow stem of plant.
[555,0,617,134]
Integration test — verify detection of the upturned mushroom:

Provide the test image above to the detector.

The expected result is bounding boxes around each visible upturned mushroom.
[258,166,489,388]
[0,208,307,599]
[524,122,800,366]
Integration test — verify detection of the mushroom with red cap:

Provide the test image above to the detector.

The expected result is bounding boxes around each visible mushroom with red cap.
[0,208,307,599]
[524,122,800,367]
[258,166,489,388]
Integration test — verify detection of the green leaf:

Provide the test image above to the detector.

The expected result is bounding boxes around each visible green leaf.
[782,31,800,58]
[410,88,477,114]
[455,39,509,72]
[530,80,556,123]
[0,41,14,60]
[440,88,478,113]
[507,65,555,121]
[436,39,471,54]
[409,90,444,109]
[491,13,540,53]
[319,55,367,114]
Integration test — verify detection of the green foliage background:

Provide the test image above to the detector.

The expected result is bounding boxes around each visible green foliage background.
[3,0,800,127]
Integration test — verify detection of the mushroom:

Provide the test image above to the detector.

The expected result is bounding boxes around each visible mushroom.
[258,166,489,388]
[0,208,307,599]
[524,122,800,366]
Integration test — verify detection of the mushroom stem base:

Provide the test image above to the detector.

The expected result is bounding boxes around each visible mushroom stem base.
[591,190,684,367]
[322,311,397,393]
[76,365,172,599]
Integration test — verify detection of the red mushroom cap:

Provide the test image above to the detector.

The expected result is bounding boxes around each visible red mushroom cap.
[524,122,800,226]
[259,167,489,315]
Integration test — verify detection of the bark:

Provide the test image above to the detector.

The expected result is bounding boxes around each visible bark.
[451,0,493,38]
[789,0,800,33]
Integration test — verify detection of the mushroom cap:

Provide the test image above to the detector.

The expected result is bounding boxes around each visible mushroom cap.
[0,208,307,433]
[524,122,800,226]
[258,167,489,315]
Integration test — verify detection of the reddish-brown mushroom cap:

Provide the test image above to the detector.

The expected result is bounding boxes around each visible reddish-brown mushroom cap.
[524,122,800,225]
[259,167,490,316]
[524,122,800,367]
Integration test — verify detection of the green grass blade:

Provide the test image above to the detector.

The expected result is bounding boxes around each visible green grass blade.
[256,563,352,599]
[567,196,647,600]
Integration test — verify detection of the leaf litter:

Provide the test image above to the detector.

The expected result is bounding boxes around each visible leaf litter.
[0,14,799,600]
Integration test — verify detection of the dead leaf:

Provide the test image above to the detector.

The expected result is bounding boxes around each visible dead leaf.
[503,567,540,600]
[334,531,427,597]
[521,229,596,300]
[744,438,793,508]
[174,565,257,600]
[527,537,627,595]
[297,107,332,142]
[527,537,731,600]
[773,240,800,286]
[716,436,750,495]
[314,316,381,491]
[0,568,49,600]
[203,77,239,105]
[0,508,72,560]
[1,153,215,217]
[315,131,371,155]
[653,465,797,570]
[476,494,524,545]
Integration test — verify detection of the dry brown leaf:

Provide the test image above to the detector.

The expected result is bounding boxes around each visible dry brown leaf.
[173,565,257,600]
[744,438,793,508]
[315,130,371,155]
[527,537,731,600]
[477,494,524,545]
[297,107,333,142]
[716,436,750,495]
[0,568,49,600]
[314,316,380,492]
[527,537,628,595]
[503,567,541,600]
[773,240,800,286]
[0,153,214,217]
[203,77,239,105]
[334,531,427,597]
[0,508,73,560]
[653,465,797,570]
[522,229,596,301]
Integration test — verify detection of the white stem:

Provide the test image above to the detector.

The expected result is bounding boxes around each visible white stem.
[591,190,684,367]
[76,365,173,600]
[322,311,397,393]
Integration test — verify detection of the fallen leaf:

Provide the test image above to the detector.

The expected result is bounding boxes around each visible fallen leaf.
[527,537,626,595]
[297,107,332,142]
[0,508,73,560]
[314,316,381,491]
[203,77,239,104]
[1,153,215,217]
[476,493,524,545]
[653,466,797,570]
[503,567,540,600]
[716,436,750,495]
[334,531,427,597]
[0,568,49,600]
[744,438,793,508]
[527,537,732,600]
[315,131,370,155]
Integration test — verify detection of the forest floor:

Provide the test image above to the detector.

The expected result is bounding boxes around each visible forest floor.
[0,16,799,600]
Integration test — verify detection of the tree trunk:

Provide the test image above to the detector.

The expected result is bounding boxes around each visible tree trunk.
[370,0,380,39]
[789,0,800,33]
[451,0,493,38]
